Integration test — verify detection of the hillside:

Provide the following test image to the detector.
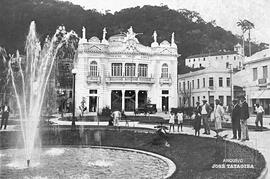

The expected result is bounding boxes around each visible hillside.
[0,0,268,73]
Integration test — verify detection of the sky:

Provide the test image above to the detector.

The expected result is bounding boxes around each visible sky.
[64,0,270,44]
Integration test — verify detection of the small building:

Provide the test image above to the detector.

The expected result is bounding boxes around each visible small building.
[185,44,243,70]
[178,66,233,107]
[74,27,179,115]
[234,48,270,114]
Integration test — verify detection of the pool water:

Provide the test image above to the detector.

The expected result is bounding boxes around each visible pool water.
[0,147,170,179]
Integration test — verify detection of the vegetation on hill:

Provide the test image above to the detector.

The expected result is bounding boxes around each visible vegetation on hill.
[0,0,268,74]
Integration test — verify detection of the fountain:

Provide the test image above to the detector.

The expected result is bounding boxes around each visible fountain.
[8,21,78,167]
[0,22,175,178]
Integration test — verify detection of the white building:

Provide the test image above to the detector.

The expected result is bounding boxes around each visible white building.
[178,66,232,107]
[185,44,243,70]
[234,48,270,114]
[73,27,178,115]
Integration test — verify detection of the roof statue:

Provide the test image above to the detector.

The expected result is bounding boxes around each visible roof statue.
[124,26,141,42]
[82,26,86,39]
[151,30,159,47]
[171,32,177,48]
[153,31,157,43]
[102,27,107,40]
[101,27,108,44]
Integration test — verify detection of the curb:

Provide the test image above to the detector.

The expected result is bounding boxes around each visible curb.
[91,146,176,179]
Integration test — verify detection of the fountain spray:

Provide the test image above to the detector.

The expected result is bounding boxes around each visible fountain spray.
[8,21,78,167]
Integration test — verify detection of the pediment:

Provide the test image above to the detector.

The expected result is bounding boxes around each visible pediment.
[88,45,102,51]
[159,48,173,54]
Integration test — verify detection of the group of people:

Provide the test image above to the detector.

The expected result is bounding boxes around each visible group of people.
[168,110,184,133]
[192,98,224,137]
[172,96,253,142]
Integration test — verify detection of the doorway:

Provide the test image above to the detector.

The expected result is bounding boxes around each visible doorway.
[89,96,97,112]
[162,96,169,112]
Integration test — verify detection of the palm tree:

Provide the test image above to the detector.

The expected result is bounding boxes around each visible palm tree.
[237,19,255,57]
[244,20,255,56]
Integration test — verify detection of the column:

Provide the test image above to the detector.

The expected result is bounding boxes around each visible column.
[135,90,138,109]
[122,90,125,111]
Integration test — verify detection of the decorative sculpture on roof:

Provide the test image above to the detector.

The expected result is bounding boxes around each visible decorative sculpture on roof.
[171,32,177,48]
[102,27,107,40]
[124,26,141,42]
[82,26,86,39]
[171,32,175,44]
[153,31,157,43]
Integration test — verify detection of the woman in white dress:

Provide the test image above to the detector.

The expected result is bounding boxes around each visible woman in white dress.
[169,111,175,133]
[214,99,224,137]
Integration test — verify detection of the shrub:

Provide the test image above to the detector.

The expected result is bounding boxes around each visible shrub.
[100,106,112,117]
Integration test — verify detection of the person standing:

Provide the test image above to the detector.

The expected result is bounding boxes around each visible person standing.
[231,99,241,140]
[176,110,183,132]
[169,111,175,133]
[111,110,121,127]
[193,110,201,136]
[201,99,212,135]
[255,103,264,131]
[1,102,11,130]
[240,96,249,141]
[213,99,224,137]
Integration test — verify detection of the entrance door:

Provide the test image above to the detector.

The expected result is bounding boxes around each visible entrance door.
[111,90,122,111]
[138,91,147,108]
[125,90,135,111]
[89,96,97,112]
[162,96,169,111]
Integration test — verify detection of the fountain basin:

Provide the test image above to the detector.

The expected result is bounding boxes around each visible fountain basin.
[0,146,176,179]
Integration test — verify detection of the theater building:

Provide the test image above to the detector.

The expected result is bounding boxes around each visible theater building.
[74,27,178,115]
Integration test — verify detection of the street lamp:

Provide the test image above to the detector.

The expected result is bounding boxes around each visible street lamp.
[71,68,77,127]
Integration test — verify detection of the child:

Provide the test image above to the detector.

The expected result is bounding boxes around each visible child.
[193,110,201,136]
[176,110,183,132]
[169,111,175,133]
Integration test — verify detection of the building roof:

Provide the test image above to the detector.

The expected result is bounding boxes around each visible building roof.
[186,51,238,59]
[245,48,270,64]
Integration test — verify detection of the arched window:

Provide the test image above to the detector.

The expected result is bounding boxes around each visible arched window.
[89,61,98,77]
[161,63,168,78]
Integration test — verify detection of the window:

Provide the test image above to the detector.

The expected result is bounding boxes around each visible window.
[199,64,202,67]
[219,96,224,105]
[219,77,223,87]
[138,64,148,77]
[209,77,214,87]
[89,90,97,94]
[189,59,191,62]
[161,63,169,78]
[197,96,200,103]
[162,90,169,94]
[192,96,195,107]
[125,63,136,76]
[203,78,205,87]
[89,61,98,77]
[226,62,229,68]
[187,81,190,89]
[234,56,236,60]
[239,62,241,68]
[226,77,230,87]
[193,59,195,62]
[203,58,205,61]
[253,68,258,81]
[111,63,122,76]
[179,82,181,90]
[192,80,194,89]
[263,66,268,79]
[197,79,200,89]
[183,82,186,90]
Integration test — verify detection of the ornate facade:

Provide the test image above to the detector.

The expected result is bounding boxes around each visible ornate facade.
[74,27,179,114]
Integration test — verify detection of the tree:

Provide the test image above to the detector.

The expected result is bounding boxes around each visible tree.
[178,82,192,107]
[0,47,10,104]
[237,19,255,57]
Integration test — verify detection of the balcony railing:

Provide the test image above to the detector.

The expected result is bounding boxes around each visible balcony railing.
[159,74,172,85]
[258,78,267,87]
[87,75,101,84]
[106,76,155,84]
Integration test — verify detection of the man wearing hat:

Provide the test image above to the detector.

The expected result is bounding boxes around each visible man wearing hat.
[240,95,249,141]
[201,98,212,135]
[231,99,241,140]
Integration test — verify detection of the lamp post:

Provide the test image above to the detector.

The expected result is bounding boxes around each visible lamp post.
[71,68,77,127]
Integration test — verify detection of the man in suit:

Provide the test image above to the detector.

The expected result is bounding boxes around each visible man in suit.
[240,96,249,141]
[1,102,11,130]
[231,99,241,140]
[201,99,212,135]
